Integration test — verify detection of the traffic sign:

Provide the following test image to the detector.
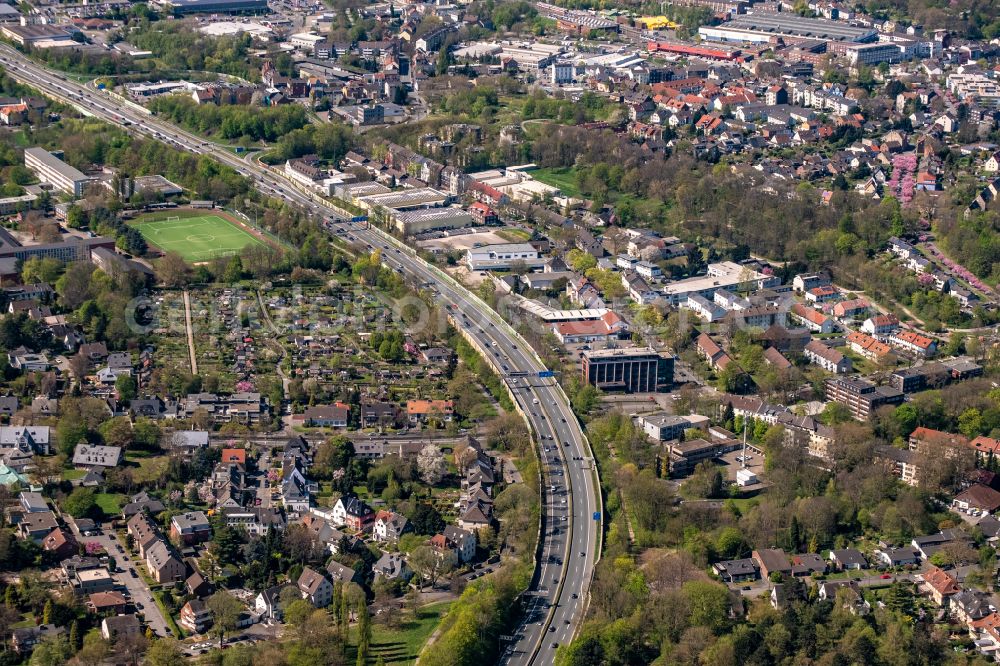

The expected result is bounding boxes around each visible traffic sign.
[351,215,368,223]
[592,511,601,521]
[538,370,555,378]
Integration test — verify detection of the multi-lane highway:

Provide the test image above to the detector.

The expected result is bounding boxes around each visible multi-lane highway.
[0,45,601,662]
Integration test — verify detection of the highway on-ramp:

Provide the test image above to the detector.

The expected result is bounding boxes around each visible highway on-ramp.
[0,45,601,663]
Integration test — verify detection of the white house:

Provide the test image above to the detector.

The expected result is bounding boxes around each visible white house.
[862,314,900,337]
[255,583,293,620]
[465,243,544,271]
[804,340,852,373]
[685,294,727,322]
[984,151,1000,173]
[634,261,662,280]
[443,526,476,563]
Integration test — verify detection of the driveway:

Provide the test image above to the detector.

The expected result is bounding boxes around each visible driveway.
[76,522,171,637]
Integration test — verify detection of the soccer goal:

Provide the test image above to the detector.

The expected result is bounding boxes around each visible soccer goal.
[166,216,180,222]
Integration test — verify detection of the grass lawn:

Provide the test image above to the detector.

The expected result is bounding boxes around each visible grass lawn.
[350,601,453,665]
[130,212,264,262]
[530,167,585,199]
[154,590,184,638]
[62,468,86,481]
[125,453,171,486]
[497,228,532,242]
[94,493,125,516]
[723,497,759,512]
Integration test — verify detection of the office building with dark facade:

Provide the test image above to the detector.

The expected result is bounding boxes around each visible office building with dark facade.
[581,347,673,393]
[824,377,903,421]
[167,0,268,14]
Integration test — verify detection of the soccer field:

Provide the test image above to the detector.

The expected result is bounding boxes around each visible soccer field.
[131,213,265,262]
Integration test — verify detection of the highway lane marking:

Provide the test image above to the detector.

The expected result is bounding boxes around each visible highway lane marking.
[3,52,598,661]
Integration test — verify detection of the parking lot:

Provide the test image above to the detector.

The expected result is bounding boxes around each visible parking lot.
[718,447,765,484]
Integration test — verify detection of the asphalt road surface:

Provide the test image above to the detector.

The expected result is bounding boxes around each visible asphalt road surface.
[0,46,602,664]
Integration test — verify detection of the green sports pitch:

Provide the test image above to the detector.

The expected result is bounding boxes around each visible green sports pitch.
[131,212,265,262]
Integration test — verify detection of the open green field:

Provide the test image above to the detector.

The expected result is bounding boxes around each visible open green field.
[94,492,125,516]
[349,601,453,664]
[130,211,264,262]
[530,166,584,199]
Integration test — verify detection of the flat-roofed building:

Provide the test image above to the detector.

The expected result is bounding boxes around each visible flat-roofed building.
[394,207,473,235]
[0,236,114,264]
[24,147,94,197]
[466,242,544,271]
[846,42,906,65]
[661,261,779,305]
[666,437,739,476]
[825,376,903,420]
[166,0,269,15]
[334,181,392,201]
[0,194,36,216]
[581,347,673,393]
[699,13,877,44]
[358,188,450,212]
[1,24,75,47]
[640,413,709,441]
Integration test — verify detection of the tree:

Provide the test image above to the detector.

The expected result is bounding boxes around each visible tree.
[407,503,444,535]
[819,401,852,425]
[0,604,19,651]
[62,487,97,519]
[565,248,597,272]
[959,407,984,438]
[356,603,372,666]
[115,374,137,402]
[21,257,63,285]
[29,635,72,666]
[681,580,730,633]
[155,251,190,287]
[68,621,79,651]
[417,444,447,485]
[73,633,109,666]
[99,417,134,450]
[144,639,183,666]
[313,436,355,478]
[206,591,243,646]
[409,545,455,589]
[284,599,315,634]
[114,631,148,666]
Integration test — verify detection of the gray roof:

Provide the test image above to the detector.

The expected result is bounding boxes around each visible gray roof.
[829,548,867,566]
[297,566,330,595]
[24,147,87,182]
[171,431,209,448]
[326,560,358,583]
[714,558,757,576]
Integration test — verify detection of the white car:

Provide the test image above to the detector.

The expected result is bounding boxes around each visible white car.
[533,398,540,404]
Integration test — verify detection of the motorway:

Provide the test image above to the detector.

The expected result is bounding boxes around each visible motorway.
[0,46,601,662]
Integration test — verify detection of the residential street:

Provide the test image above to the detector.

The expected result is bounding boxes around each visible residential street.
[75,522,171,638]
